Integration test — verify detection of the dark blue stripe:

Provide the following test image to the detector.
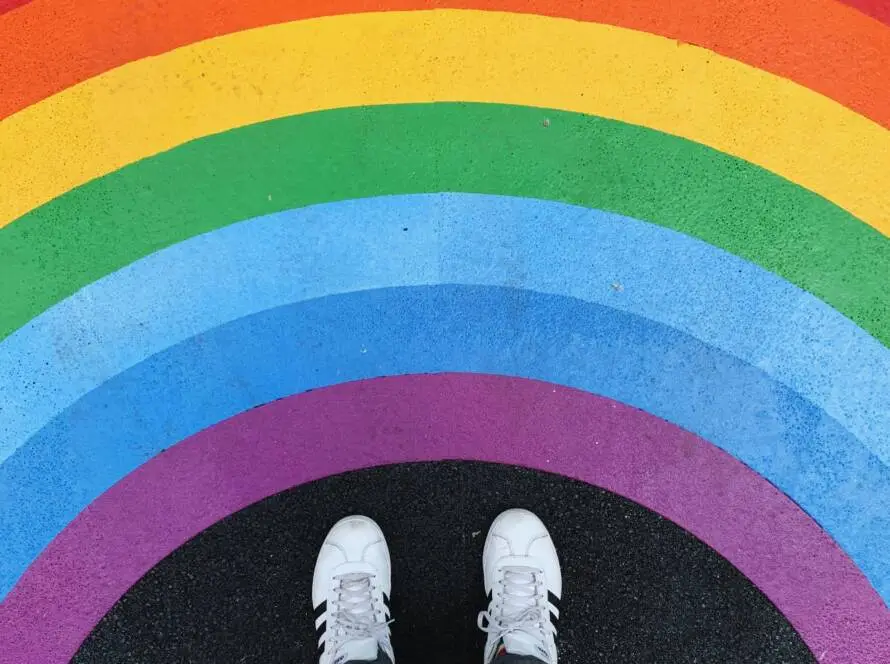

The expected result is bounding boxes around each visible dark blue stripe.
[1,285,887,603]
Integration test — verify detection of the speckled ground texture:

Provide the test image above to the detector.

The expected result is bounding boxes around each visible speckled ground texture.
[74,462,814,664]
[2,1,890,664]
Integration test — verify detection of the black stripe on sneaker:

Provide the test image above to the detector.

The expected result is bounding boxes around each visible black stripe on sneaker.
[315,621,326,642]
[313,601,327,621]
[547,591,560,611]
[547,590,561,630]
[487,589,493,604]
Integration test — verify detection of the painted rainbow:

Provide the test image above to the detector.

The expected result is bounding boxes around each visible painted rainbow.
[0,0,888,661]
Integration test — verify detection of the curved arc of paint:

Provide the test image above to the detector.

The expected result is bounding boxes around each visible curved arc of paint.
[0,0,28,12]
[2,11,889,231]
[2,286,889,608]
[843,0,890,25]
[2,1,889,129]
[3,375,888,663]
[1,194,888,470]
[2,104,888,346]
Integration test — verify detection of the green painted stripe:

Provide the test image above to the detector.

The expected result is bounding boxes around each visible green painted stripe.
[2,103,887,344]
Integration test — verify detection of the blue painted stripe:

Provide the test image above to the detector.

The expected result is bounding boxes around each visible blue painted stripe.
[0,194,887,467]
[1,286,888,603]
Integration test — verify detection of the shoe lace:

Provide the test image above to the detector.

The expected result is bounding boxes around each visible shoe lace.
[328,573,391,653]
[477,566,555,655]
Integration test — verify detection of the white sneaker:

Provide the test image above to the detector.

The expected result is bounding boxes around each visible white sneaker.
[477,509,562,664]
[312,516,394,664]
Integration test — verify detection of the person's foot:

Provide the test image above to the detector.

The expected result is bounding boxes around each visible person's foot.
[477,509,562,664]
[312,515,394,664]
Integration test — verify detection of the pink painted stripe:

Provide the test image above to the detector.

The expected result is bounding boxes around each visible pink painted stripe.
[1,374,887,662]
[0,0,29,14]
[842,0,890,26]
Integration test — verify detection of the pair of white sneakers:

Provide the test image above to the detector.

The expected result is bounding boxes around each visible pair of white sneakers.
[312,509,562,664]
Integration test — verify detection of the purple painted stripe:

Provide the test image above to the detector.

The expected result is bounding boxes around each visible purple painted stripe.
[2,374,887,663]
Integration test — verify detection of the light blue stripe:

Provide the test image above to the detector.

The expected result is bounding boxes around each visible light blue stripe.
[1,194,887,466]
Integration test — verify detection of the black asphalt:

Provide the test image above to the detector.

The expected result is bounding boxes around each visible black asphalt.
[74,461,814,663]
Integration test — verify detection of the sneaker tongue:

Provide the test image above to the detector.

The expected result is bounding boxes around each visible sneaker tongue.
[502,633,547,661]
[338,637,379,662]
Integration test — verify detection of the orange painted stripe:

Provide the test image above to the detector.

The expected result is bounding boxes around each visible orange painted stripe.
[3,0,888,19]
[2,0,889,129]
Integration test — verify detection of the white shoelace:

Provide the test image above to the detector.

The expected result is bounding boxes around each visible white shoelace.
[477,566,555,657]
[328,572,391,655]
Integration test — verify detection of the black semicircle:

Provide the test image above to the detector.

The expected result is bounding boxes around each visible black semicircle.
[74,461,815,663]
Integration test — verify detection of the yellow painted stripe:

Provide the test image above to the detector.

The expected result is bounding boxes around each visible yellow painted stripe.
[1,10,888,233]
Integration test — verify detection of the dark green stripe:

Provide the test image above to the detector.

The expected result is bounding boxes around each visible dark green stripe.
[2,103,887,344]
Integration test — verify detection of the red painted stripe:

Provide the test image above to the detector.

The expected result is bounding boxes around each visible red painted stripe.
[841,0,890,25]
[0,0,29,13]
[1,0,889,129]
